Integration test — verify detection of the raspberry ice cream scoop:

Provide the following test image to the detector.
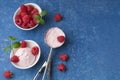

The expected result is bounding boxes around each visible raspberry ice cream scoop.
[15,48,36,67]
[45,27,65,48]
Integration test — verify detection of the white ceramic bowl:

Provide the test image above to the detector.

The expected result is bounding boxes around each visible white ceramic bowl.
[10,40,41,69]
[13,3,42,30]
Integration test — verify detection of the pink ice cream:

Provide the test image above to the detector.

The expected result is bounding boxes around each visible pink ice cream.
[15,48,36,67]
[45,27,65,48]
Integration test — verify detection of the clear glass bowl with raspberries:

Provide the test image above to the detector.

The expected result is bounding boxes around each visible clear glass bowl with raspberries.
[13,3,42,30]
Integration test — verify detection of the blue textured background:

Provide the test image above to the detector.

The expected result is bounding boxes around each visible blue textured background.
[0,0,120,80]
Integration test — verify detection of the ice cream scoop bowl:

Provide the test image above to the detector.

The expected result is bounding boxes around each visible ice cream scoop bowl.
[10,40,41,69]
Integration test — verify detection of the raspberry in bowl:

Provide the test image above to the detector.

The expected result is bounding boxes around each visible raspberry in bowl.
[13,3,42,30]
[10,40,41,69]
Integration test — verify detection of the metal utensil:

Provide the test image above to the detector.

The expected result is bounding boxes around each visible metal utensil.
[41,48,53,80]
[33,61,47,80]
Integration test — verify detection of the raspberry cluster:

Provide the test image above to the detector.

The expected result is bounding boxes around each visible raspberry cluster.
[15,5,39,29]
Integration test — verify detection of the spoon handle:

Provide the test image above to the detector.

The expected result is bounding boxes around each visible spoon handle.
[42,48,53,80]
[33,61,47,80]
[48,56,51,80]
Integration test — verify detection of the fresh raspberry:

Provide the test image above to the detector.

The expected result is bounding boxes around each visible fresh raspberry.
[58,63,66,71]
[15,14,21,19]
[31,46,39,55]
[57,36,65,43]
[3,70,13,78]
[21,23,28,28]
[33,18,38,24]
[27,20,36,28]
[31,8,39,15]
[22,15,30,23]
[26,5,34,12]
[20,5,27,12]
[54,13,62,22]
[60,54,68,61]
[20,12,28,17]
[10,55,19,63]
[15,18,22,26]
[20,41,27,48]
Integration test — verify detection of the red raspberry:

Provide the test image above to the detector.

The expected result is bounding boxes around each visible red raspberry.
[22,15,30,23]
[57,36,65,43]
[60,54,68,61]
[3,70,13,78]
[15,14,21,19]
[31,46,39,55]
[20,5,27,12]
[58,63,66,71]
[20,12,28,17]
[15,14,22,26]
[26,5,34,12]
[31,8,39,16]
[10,55,19,63]
[27,20,36,28]
[21,23,28,28]
[15,18,22,26]
[54,13,62,22]
[33,18,38,24]
[20,41,27,48]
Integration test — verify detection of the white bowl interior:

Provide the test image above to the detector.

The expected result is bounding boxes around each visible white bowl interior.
[10,40,41,69]
[13,3,42,30]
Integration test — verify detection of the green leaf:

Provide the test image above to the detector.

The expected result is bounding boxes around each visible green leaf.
[9,36,16,41]
[34,15,41,20]
[4,46,11,52]
[38,18,45,25]
[11,42,20,48]
[34,14,45,25]
[41,10,47,17]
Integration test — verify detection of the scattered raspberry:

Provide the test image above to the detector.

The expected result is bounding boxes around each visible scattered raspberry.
[57,36,65,43]
[22,15,30,23]
[58,63,66,71]
[3,70,13,78]
[10,55,19,63]
[20,5,27,12]
[60,54,68,61]
[31,46,39,55]
[54,13,62,22]
[20,41,27,48]
[27,5,34,12]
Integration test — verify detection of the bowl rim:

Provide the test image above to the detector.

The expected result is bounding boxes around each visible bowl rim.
[13,3,42,30]
[10,40,41,69]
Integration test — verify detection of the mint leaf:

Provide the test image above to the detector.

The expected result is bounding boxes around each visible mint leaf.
[4,46,11,52]
[41,10,47,17]
[11,42,20,48]
[38,18,45,25]
[9,36,16,41]
[34,14,46,25]
[34,15,41,20]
